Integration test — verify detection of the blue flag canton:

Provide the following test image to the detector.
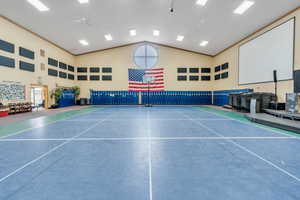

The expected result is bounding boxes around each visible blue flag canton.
[128,69,145,82]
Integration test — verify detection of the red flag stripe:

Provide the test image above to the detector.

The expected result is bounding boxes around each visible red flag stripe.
[129,86,164,89]
[144,72,164,75]
[129,82,164,85]
[145,68,164,71]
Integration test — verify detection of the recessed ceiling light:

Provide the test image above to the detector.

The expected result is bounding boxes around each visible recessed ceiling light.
[78,0,89,4]
[153,30,160,36]
[196,0,208,6]
[130,29,137,36]
[234,1,254,15]
[176,35,184,42]
[27,0,49,12]
[200,40,209,46]
[79,40,89,46]
[105,34,113,41]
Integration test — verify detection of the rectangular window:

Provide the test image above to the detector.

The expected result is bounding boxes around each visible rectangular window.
[0,55,15,68]
[215,74,221,80]
[0,39,14,53]
[189,68,199,73]
[221,63,229,70]
[189,76,199,81]
[90,75,100,81]
[68,74,74,80]
[177,76,187,81]
[48,68,58,77]
[201,68,211,73]
[215,66,221,72]
[77,67,87,73]
[90,67,100,73]
[177,68,187,73]
[201,76,211,81]
[221,72,229,79]
[102,67,112,73]
[59,62,67,70]
[68,65,75,72]
[59,71,67,79]
[78,75,88,80]
[102,75,112,81]
[19,47,35,60]
[19,61,35,72]
[48,58,58,67]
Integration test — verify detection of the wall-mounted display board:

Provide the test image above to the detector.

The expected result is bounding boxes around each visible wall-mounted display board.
[0,81,25,101]
[0,55,15,68]
[19,47,34,60]
[0,39,14,53]
[239,18,294,85]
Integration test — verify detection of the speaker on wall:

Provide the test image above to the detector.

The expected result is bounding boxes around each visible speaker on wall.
[273,70,277,83]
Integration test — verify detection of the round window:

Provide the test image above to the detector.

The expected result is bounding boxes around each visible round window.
[134,44,158,69]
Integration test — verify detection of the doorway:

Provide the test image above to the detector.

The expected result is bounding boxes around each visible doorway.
[30,85,49,110]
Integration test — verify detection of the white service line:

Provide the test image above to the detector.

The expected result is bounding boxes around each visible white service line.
[147,111,153,200]
[180,110,300,182]
[0,114,111,184]
[0,136,294,142]
[0,108,101,140]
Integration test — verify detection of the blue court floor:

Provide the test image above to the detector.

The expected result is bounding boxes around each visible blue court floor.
[0,106,300,200]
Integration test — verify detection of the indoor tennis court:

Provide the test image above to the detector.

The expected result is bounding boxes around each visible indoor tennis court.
[1,0,300,199]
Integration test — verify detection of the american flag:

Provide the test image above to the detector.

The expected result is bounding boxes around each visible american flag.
[128,68,165,91]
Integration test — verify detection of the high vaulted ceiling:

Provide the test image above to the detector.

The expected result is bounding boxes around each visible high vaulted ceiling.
[1,0,300,56]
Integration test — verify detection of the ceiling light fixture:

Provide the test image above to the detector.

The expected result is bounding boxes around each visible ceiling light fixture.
[196,0,208,6]
[78,0,89,4]
[153,30,160,36]
[200,40,209,46]
[176,35,184,42]
[105,34,113,41]
[130,30,137,36]
[234,1,254,15]
[27,0,49,12]
[79,40,89,46]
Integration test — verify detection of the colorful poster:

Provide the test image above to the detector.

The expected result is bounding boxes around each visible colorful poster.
[0,81,25,101]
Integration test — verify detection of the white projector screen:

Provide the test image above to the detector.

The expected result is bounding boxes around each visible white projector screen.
[239,18,294,85]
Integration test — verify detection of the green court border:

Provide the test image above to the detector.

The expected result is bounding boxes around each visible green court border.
[193,106,300,138]
[0,106,99,139]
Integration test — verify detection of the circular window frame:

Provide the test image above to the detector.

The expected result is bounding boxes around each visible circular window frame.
[133,43,159,69]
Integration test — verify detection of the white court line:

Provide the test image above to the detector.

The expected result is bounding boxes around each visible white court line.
[0,108,101,140]
[194,107,300,139]
[0,136,294,142]
[0,114,112,184]
[147,111,153,200]
[180,111,300,182]
[64,118,233,122]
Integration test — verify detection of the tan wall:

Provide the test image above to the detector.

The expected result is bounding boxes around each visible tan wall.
[212,8,300,102]
[1,8,300,104]
[75,44,213,98]
[0,16,75,106]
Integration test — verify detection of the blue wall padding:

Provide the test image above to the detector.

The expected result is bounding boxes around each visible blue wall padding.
[213,89,253,106]
[90,91,212,105]
[58,90,75,107]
